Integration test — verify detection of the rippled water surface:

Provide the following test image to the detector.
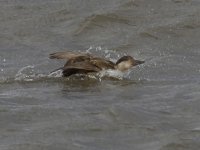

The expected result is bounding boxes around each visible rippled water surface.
[1,0,200,150]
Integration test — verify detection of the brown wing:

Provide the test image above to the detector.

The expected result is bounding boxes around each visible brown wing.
[90,57,115,70]
[49,51,91,59]
[50,51,116,76]
[62,61,101,77]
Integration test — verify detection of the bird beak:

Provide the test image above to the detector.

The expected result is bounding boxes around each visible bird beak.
[135,60,145,66]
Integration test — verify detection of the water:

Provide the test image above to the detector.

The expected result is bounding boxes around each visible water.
[1,0,200,150]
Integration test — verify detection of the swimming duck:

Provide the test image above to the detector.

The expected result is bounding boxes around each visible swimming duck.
[49,51,144,77]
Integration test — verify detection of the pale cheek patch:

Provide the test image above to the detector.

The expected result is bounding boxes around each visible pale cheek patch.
[118,62,132,71]
[125,63,132,68]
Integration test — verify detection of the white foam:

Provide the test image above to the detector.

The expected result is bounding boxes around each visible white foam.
[15,65,47,81]
[47,69,63,78]
[98,69,131,80]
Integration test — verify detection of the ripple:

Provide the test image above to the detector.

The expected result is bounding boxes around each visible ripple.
[74,13,131,35]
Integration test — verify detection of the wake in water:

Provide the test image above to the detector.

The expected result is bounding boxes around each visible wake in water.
[13,65,131,82]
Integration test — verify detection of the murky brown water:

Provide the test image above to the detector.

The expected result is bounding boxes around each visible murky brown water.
[1,0,200,150]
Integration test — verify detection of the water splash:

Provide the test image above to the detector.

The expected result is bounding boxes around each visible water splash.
[13,66,129,83]
[98,69,126,80]
[47,69,63,78]
[0,58,6,72]
[14,65,64,82]
[15,65,45,81]
[85,46,126,63]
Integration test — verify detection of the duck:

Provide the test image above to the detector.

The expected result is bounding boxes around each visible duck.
[49,51,144,77]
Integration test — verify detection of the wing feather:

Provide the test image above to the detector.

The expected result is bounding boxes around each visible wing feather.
[62,61,101,77]
[49,51,91,59]
[90,58,115,70]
